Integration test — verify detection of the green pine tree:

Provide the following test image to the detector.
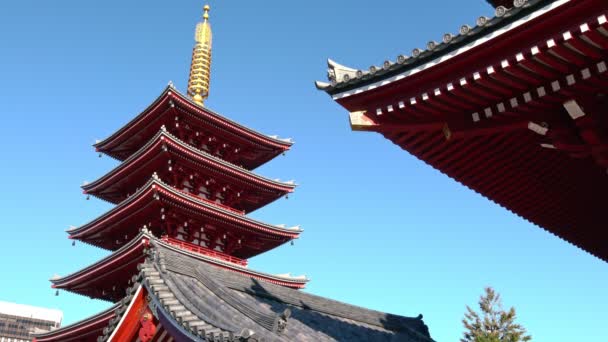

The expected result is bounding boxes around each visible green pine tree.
[461,287,531,342]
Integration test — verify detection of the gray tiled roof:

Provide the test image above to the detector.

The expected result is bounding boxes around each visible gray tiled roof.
[316,0,552,95]
[134,242,435,341]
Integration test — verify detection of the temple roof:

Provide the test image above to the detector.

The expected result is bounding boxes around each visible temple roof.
[94,86,292,169]
[84,127,296,212]
[316,0,558,95]
[316,0,608,261]
[91,242,434,342]
[70,176,301,255]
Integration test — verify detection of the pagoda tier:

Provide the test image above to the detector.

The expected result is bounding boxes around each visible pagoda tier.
[52,232,308,302]
[33,304,118,342]
[318,0,608,261]
[94,86,292,170]
[70,176,302,257]
[83,128,295,213]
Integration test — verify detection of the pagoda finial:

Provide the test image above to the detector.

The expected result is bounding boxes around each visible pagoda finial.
[187,4,213,106]
[203,4,210,20]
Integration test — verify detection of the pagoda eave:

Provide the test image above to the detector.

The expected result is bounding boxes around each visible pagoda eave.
[51,235,148,302]
[84,129,295,213]
[54,232,307,302]
[94,86,292,169]
[71,178,301,258]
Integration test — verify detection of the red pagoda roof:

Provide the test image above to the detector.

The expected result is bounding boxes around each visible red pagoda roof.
[84,128,295,213]
[70,176,302,257]
[33,304,117,342]
[51,234,149,302]
[94,86,292,169]
[318,0,608,261]
[53,232,307,302]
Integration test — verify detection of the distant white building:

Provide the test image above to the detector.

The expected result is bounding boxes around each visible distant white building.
[0,301,62,342]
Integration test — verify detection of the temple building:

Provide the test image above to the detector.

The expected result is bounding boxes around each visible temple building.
[35,5,434,342]
[317,0,608,262]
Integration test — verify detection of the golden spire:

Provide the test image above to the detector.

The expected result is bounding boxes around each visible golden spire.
[187,4,213,106]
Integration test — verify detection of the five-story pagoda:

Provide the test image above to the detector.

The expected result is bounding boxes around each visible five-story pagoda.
[34,5,434,342]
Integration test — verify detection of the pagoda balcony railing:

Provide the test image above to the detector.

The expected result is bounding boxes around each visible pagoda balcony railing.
[175,188,245,215]
[161,236,248,267]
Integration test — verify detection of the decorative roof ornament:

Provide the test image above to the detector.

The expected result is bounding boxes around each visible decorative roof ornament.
[327,59,358,85]
[396,54,408,64]
[187,4,213,106]
[495,6,508,17]
[513,0,528,8]
[460,25,472,35]
[477,16,490,27]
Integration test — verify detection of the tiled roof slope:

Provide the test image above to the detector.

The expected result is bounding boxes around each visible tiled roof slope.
[139,243,434,341]
[316,0,554,95]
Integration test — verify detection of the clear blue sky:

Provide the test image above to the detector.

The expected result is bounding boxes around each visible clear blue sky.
[0,1,606,341]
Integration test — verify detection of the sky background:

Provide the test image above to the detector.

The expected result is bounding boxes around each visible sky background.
[0,1,606,341]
